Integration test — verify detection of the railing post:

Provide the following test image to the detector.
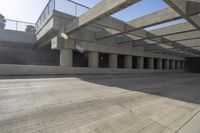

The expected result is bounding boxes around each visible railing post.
[75,4,77,16]
[54,0,56,10]
[48,2,50,15]
[16,21,18,30]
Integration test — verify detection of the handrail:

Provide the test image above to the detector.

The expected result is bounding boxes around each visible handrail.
[35,0,91,32]
[6,19,34,25]
[66,0,90,9]
[35,0,55,28]
[4,19,35,31]
[3,0,91,32]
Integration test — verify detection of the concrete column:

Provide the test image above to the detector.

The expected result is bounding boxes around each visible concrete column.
[148,57,154,69]
[165,59,170,69]
[125,55,132,69]
[172,60,176,70]
[177,60,181,70]
[109,54,117,68]
[137,56,144,69]
[60,49,73,67]
[88,51,99,68]
[157,58,163,69]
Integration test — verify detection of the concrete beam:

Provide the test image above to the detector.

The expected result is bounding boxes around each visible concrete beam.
[164,0,200,29]
[119,24,198,43]
[149,22,196,36]
[51,36,184,60]
[187,1,200,15]
[93,8,200,55]
[133,36,200,47]
[96,8,181,40]
[65,0,141,34]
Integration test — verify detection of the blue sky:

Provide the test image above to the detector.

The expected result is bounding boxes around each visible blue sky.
[0,0,168,22]
[0,0,185,28]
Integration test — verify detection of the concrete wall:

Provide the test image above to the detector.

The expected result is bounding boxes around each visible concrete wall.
[0,28,60,65]
[0,29,35,44]
[0,42,60,65]
[0,30,59,65]
[0,64,184,76]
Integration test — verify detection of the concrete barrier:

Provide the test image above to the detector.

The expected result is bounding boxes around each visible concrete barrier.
[0,64,184,76]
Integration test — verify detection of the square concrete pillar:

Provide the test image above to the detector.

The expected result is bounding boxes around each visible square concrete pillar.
[157,58,163,69]
[109,54,117,68]
[125,55,132,69]
[177,60,181,70]
[165,59,170,70]
[60,49,73,67]
[137,56,144,69]
[88,51,99,68]
[148,57,154,69]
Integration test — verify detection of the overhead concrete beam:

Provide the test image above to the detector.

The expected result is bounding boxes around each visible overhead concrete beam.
[96,7,181,40]
[51,36,184,60]
[127,7,180,28]
[93,11,195,54]
[133,36,200,47]
[96,15,199,55]
[65,0,141,34]
[164,0,200,29]
[119,22,197,43]
[149,22,196,36]
[187,1,200,15]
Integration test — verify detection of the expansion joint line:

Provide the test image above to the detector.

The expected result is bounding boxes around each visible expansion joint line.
[175,109,200,133]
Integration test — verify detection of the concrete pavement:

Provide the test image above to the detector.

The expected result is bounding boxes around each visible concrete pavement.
[0,73,200,133]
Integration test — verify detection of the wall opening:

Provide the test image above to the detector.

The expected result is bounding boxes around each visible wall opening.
[144,57,148,69]
[132,56,138,68]
[180,61,183,70]
[99,53,109,68]
[162,59,166,69]
[175,60,178,69]
[169,60,173,69]
[118,55,125,68]
[73,51,88,67]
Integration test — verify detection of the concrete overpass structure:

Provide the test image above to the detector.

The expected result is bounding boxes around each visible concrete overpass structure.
[1,1,200,133]
[0,0,200,75]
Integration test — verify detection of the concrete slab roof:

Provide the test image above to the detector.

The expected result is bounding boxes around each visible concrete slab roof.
[36,0,200,57]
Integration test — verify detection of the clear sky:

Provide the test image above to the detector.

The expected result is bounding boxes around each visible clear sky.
[0,0,184,27]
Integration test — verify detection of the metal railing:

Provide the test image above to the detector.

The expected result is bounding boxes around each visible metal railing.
[4,19,35,32]
[35,0,90,32]
[1,0,90,33]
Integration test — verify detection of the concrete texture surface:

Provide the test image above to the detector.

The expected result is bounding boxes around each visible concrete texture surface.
[0,64,184,76]
[0,73,200,133]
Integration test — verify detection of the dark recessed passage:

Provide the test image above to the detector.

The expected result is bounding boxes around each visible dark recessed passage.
[175,60,178,69]
[73,51,88,67]
[162,59,166,69]
[180,61,183,70]
[118,55,125,68]
[169,60,173,70]
[132,56,137,68]
[144,57,148,69]
[99,53,109,68]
